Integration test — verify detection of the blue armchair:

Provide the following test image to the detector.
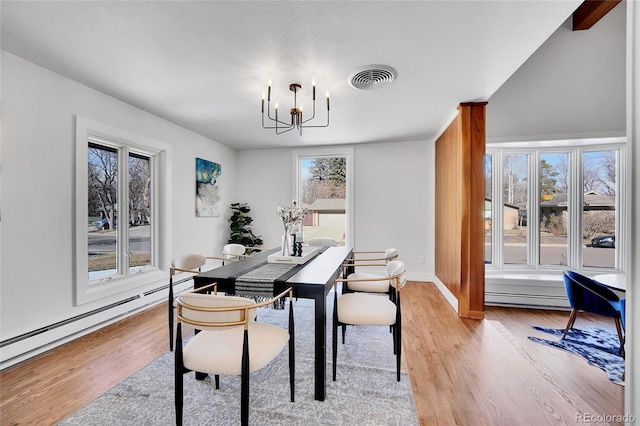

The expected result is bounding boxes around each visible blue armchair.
[562,270,625,355]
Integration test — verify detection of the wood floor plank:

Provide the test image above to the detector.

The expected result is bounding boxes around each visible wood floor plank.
[0,282,624,425]
[401,282,624,426]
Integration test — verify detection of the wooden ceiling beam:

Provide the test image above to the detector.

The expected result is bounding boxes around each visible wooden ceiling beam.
[573,0,621,31]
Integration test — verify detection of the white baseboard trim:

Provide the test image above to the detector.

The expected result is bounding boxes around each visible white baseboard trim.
[0,280,193,370]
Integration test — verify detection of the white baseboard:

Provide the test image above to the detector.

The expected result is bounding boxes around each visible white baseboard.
[0,280,193,370]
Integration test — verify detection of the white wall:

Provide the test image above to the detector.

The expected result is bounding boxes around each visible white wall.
[237,139,434,282]
[487,7,626,143]
[0,52,237,366]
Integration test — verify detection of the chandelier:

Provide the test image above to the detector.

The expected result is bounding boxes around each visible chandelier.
[261,80,330,135]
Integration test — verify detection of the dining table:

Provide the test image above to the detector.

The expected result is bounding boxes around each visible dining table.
[594,273,627,292]
[192,245,353,401]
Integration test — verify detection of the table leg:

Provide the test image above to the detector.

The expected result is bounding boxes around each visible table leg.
[314,293,326,401]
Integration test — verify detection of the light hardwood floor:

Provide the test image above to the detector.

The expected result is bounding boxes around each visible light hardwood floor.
[0,282,624,425]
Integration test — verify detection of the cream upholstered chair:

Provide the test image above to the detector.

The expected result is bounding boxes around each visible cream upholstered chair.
[210,243,250,264]
[175,285,295,426]
[308,237,338,247]
[342,248,399,293]
[332,260,406,382]
[168,254,207,351]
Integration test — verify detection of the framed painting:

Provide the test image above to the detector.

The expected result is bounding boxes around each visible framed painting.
[195,158,222,217]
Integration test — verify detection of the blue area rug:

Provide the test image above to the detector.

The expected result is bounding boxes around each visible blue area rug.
[528,326,624,385]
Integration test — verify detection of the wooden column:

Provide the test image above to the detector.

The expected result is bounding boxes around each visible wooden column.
[435,102,487,319]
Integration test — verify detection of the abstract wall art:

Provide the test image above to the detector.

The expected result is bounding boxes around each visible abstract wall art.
[195,157,222,217]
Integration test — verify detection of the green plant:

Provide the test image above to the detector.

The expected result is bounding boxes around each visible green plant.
[228,202,263,251]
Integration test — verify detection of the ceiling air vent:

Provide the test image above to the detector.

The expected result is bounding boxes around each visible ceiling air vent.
[348,65,398,90]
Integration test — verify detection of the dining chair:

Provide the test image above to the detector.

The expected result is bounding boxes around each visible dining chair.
[562,270,625,356]
[168,254,207,351]
[332,260,406,382]
[215,243,250,264]
[342,248,399,293]
[175,284,295,426]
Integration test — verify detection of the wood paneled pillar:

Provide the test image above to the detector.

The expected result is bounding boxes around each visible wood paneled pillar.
[435,102,487,319]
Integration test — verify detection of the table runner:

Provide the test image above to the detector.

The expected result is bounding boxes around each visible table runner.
[231,246,329,305]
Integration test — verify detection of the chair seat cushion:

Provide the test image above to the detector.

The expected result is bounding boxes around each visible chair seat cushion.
[346,272,390,293]
[338,293,396,326]
[183,322,289,375]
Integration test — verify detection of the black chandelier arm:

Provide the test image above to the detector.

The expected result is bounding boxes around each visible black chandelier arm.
[300,111,329,129]
[263,100,292,126]
[300,100,317,125]
[262,114,294,130]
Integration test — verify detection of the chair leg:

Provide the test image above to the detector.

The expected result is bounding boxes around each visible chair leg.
[332,291,338,381]
[395,322,402,382]
[396,295,402,382]
[175,324,183,425]
[289,298,295,402]
[341,324,347,344]
[169,278,174,352]
[562,309,578,340]
[214,375,220,389]
[614,317,625,358]
[241,330,250,426]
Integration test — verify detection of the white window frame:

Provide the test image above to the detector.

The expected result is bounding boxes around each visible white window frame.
[75,116,170,305]
[292,146,354,248]
[486,137,626,274]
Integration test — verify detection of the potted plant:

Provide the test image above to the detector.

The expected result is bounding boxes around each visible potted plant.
[228,202,263,252]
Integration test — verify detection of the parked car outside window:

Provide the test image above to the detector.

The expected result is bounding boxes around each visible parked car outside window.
[589,234,615,248]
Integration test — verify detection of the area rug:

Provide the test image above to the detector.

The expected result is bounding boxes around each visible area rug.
[528,326,624,385]
[59,296,418,425]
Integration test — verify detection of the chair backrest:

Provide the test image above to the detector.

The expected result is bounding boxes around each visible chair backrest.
[567,270,620,302]
[387,260,406,289]
[177,293,258,331]
[563,271,620,318]
[171,254,207,275]
[223,243,247,259]
[308,237,338,247]
[384,248,398,261]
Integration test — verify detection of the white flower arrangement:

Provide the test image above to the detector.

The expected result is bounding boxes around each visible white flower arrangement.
[277,200,306,227]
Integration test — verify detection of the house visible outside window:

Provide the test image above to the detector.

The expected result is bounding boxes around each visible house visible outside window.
[539,152,569,266]
[485,138,624,273]
[76,117,169,304]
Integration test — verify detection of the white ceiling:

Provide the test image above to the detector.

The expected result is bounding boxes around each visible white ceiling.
[1,1,582,151]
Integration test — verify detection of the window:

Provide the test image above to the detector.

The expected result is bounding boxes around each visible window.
[539,152,569,266]
[87,144,152,278]
[486,138,625,274]
[484,154,493,264]
[582,150,618,269]
[293,147,354,247]
[76,117,169,304]
[502,153,529,266]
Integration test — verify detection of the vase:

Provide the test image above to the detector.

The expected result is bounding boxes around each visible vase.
[282,225,291,256]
